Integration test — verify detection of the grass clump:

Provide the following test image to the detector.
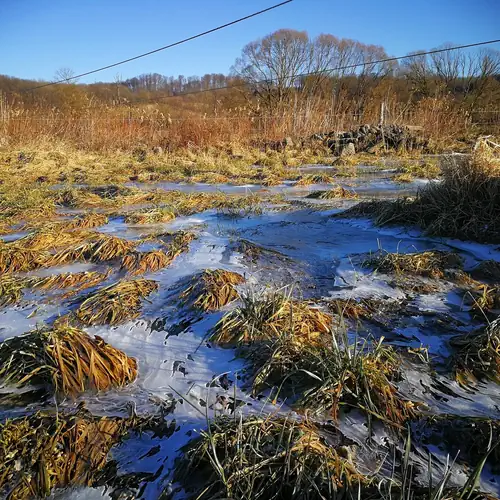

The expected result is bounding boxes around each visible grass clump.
[366,250,463,279]
[180,269,245,311]
[450,318,500,386]
[0,272,110,307]
[339,150,500,243]
[124,206,176,224]
[0,409,131,499]
[250,330,417,427]
[35,270,110,295]
[52,233,137,265]
[0,244,52,274]
[393,172,414,183]
[174,415,367,500]
[75,278,158,325]
[15,228,95,251]
[305,186,358,199]
[295,173,336,186]
[0,276,36,307]
[0,326,137,396]
[121,249,171,275]
[210,289,331,344]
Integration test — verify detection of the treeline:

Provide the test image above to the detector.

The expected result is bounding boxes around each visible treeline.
[1,29,500,114]
[1,29,500,151]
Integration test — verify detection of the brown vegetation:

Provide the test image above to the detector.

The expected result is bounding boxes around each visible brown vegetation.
[0,326,137,396]
[340,147,500,243]
[180,269,245,311]
[0,410,131,499]
[75,278,158,325]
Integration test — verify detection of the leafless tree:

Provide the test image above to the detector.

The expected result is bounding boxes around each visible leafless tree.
[54,67,78,84]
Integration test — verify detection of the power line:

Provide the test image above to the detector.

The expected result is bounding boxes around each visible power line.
[136,37,500,105]
[23,0,293,92]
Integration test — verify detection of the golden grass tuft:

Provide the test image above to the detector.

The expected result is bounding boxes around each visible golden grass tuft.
[306,186,358,199]
[393,172,414,183]
[180,269,245,311]
[51,233,137,265]
[121,249,171,275]
[0,326,137,396]
[35,270,111,296]
[174,415,367,500]
[67,212,109,229]
[250,333,418,427]
[328,298,377,321]
[0,410,131,499]
[0,276,36,307]
[75,278,158,325]
[451,318,500,386]
[294,173,336,186]
[339,151,500,243]
[125,207,176,225]
[15,229,96,251]
[0,245,52,274]
[366,250,463,279]
[210,289,331,344]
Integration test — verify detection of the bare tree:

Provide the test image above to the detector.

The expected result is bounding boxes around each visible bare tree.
[54,67,78,84]
[232,29,312,109]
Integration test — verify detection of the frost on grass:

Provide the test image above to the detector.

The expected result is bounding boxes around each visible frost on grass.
[175,415,367,500]
[75,278,158,325]
[0,326,137,397]
[180,269,245,311]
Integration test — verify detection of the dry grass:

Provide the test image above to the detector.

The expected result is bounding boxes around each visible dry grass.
[340,149,500,243]
[67,212,109,229]
[121,249,171,275]
[174,415,367,500]
[35,270,110,293]
[210,289,331,345]
[0,244,52,274]
[305,186,358,199]
[393,173,414,183]
[249,332,417,428]
[180,269,245,311]
[295,173,337,186]
[366,250,463,279]
[0,271,110,307]
[75,278,158,325]
[0,326,137,396]
[451,318,500,386]
[125,206,176,224]
[0,409,131,499]
[51,233,137,265]
[0,276,36,307]
[328,298,378,321]
[15,228,96,251]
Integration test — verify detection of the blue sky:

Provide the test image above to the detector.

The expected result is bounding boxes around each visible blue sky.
[1,0,499,83]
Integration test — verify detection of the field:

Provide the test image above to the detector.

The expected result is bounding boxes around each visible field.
[0,134,499,500]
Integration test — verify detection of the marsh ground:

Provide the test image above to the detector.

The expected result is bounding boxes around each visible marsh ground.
[0,147,499,500]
